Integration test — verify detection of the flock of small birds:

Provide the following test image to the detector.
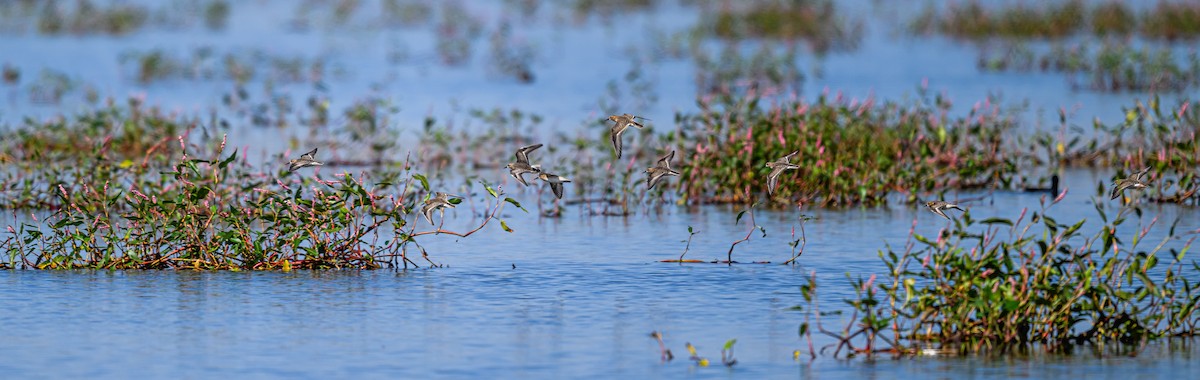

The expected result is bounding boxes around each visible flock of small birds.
[286,114,1156,226]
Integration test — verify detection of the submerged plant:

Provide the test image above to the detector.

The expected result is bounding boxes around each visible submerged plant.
[672,225,698,263]
[725,203,766,264]
[782,214,814,265]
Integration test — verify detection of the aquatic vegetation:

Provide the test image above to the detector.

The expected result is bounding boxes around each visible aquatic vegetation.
[698,0,862,53]
[649,331,674,362]
[1090,1,1134,37]
[675,91,1020,206]
[912,0,1085,39]
[435,1,483,66]
[1015,97,1200,204]
[202,0,230,30]
[1,99,186,165]
[1140,1,1200,41]
[0,134,522,270]
[0,97,527,269]
[782,214,814,265]
[340,97,402,164]
[1,64,18,85]
[658,338,736,367]
[119,47,336,85]
[793,201,1200,357]
[726,204,766,263]
[570,0,654,20]
[37,0,148,35]
[675,225,698,262]
[487,20,535,83]
[978,41,1200,93]
[7,87,1197,212]
[720,338,738,366]
[0,0,230,35]
[691,43,804,97]
[27,68,86,105]
[913,0,1200,40]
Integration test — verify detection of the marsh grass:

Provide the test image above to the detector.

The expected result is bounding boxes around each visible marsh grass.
[700,0,862,53]
[2,98,184,165]
[978,41,1200,93]
[0,0,231,36]
[691,43,804,97]
[1012,97,1200,204]
[6,85,1197,213]
[571,0,654,20]
[913,0,1200,40]
[793,199,1200,357]
[0,98,526,269]
[488,20,535,83]
[119,47,336,85]
[26,68,85,105]
[0,134,521,270]
[674,90,1019,206]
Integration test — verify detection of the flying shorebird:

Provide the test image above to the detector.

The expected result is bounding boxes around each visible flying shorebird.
[608,113,647,159]
[505,143,543,186]
[645,150,681,189]
[537,172,572,199]
[287,148,323,172]
[1110,167,1151,200]
[925,200,964,220]
[421,192,458,225]
[765,150,800,196]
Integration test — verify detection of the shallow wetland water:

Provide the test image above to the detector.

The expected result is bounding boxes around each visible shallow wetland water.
[1,0,1199,378]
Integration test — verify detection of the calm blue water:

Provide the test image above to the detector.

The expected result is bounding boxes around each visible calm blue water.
[3,268,1196,379]
[3,169,1198,378]
[2,0,1199,378]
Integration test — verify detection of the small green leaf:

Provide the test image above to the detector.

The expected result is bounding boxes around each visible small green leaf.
[219,148,238,169]
[448,197,463,205]
[413,174,429,191]
[735,210,748,224]
[979,217,1013,226]
[500,220,513,233]
[913,234,934,245]
[485,186,498,198]
[504,197,528,212]
[191,186,211,201]
[723,339,737,351]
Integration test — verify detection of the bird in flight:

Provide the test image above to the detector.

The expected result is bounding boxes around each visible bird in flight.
[537,172,572,199]
[421,192,459,225]
[608,113,647,159]
[925,200,964,220]
[288,148,323,172]
[1110,167,1151,200]
[646,150,681,189]
[506,143,543,186]
[765,151,800,196]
